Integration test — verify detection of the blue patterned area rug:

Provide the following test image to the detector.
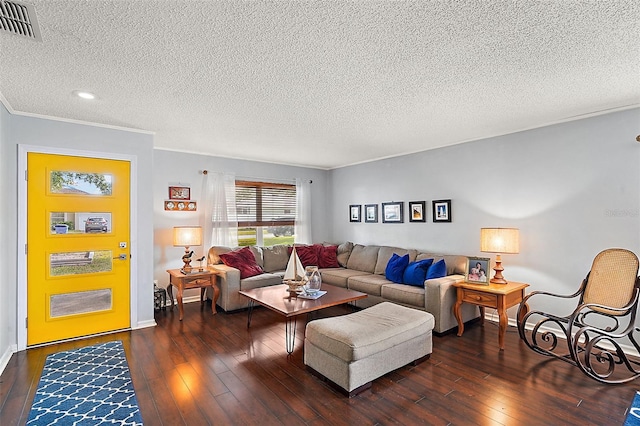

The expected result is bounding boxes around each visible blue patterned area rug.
[625,391,640,426]
[27,340,143,425]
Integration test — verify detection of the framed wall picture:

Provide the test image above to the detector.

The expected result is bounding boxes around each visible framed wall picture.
[409,201,426,222]
[349,204,361,222]
[382,202,404,223]
[365,204,378,223]
[169,186,190,200]
[465,256,490,285]
[432,199,451,222]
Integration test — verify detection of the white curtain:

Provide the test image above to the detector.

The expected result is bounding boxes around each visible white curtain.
[203,172,238,248]
[294,178,312,244]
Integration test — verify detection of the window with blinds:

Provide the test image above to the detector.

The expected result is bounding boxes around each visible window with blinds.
[235,180,296,246]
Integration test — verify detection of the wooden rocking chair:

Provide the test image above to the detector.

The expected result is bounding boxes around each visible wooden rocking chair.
[517,248,640,384]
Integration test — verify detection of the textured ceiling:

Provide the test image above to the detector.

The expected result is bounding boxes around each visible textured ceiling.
[1,1,639,169]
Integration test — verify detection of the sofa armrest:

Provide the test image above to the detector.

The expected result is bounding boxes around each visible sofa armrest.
[425,274,478,334]
[210,264,241,311]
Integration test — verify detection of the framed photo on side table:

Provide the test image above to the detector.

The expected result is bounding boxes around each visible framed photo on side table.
[365,204,378,223]
[409,201,426,222]
[432,199,451,222]
[465,256,490,285]
[349,204,361,222]
[382,202,404,223]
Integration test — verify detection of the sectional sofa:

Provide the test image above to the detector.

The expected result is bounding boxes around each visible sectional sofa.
[207,242,480,334]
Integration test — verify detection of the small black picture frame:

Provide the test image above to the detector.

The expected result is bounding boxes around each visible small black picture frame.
[349,204,361,222]
[432,199,451,222]
[382,202,404,223]
[365,204,378,223]
[409,201,426,222]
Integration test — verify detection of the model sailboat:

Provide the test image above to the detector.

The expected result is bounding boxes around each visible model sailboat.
[283,246,305,293]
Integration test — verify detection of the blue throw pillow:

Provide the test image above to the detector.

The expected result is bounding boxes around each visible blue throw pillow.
[403,259,434,287]
[426,259,447,280]
[385,253,410,284]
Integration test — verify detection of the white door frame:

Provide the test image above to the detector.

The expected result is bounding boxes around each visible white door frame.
[17,145,139,351]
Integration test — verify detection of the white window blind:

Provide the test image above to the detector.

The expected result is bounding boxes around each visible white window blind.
[235,180,296,227]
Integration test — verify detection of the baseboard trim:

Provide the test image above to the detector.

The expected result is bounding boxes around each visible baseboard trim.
[0,344,18,376]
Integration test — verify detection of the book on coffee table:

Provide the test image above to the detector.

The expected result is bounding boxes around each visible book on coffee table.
[298,290,327,300]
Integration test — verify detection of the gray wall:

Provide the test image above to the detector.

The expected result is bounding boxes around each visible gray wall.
[0,110,155,360]
[0,103,13,361]
[329,108,640,315]
[152,150,331,291]
[1,104,638,364]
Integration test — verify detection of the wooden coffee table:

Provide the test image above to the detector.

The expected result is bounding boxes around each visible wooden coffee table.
[239,284,367,354]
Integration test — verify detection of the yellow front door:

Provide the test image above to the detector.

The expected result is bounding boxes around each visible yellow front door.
[27,153,131,346]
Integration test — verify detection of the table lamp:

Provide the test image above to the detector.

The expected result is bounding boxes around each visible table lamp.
[480,228,519,284]
[173,226,202,271]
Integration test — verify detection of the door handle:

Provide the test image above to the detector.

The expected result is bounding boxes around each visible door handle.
[113,254,128,260]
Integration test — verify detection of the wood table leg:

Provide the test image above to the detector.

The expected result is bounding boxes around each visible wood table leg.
[454,288,464,336]
[497,295,507,351]
[177,283,184,321]
[167,283,174,311]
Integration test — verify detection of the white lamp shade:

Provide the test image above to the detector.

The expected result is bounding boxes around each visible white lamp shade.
[173,226,202,247]
[480,228,519,254]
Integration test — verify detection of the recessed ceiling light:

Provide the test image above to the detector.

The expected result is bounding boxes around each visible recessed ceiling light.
[73,91,96,100]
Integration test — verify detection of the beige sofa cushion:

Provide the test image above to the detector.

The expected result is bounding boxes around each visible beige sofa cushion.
[336,241,353,267]
[381,283,425,308]
[263,245,289,272]
[346,244,380,273]
[374,246,418,275]
[347,274,390,297]
[247,246,263,268]
[239,273,282,291]
[416,253,467,276]
[319,268,370,288]
[305,302,435,362]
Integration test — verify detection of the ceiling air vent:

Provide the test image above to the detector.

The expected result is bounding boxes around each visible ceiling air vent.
[0,0,42,41]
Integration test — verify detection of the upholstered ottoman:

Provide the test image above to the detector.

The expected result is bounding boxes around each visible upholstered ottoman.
[304,302,434,397]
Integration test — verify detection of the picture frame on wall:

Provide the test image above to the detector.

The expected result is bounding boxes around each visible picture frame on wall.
[349,204,361,222]
[432,199,451,222]
[169,186,190,200]
[382,202,404,223]
[465,256,491,285]
[365,204,378,223]
[409,201,426,222]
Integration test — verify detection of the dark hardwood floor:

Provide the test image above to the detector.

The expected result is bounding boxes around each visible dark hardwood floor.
[1,301,637,425]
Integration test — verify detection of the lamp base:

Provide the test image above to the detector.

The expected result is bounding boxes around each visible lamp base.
[491,255,508,284]
[181,246,194,271]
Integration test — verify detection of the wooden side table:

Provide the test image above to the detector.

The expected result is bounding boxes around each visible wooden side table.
[453,280,529,350]
[166,268,219,321]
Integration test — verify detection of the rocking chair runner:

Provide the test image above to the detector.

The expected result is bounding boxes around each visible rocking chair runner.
[517,248,640,384]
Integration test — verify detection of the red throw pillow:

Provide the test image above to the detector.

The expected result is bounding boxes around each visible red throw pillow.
[318,245,340,268]
[288,245,320,267]
[219,246,263,279]
[296,245,320,267]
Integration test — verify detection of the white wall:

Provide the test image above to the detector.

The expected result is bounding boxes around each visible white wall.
[152,150,330,293]
[329,108,640,316]
[0,110,155,363]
